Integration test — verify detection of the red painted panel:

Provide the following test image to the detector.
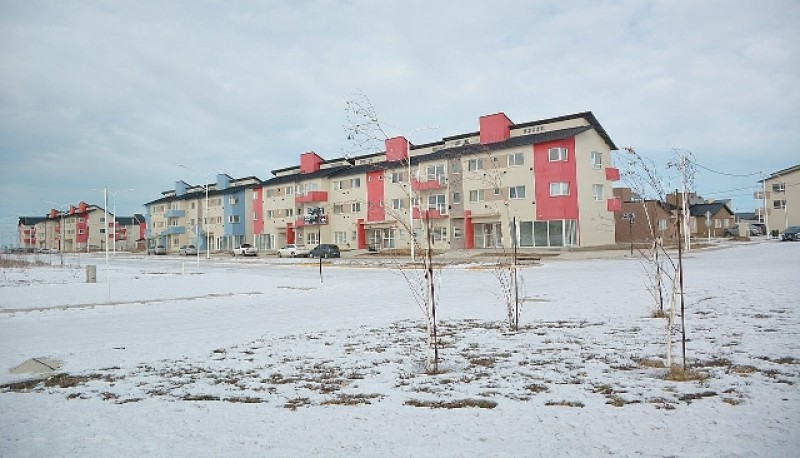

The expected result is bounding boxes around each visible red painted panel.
[607,197,622,212]
[294,191,328,203]
[366,170,385,222]
[357,219,366,249]
[479,113,512,145]
[385,136,409,162]
[605,167,620,181]
[299,151,323,174]
[533,138,578,220]
[253,187,264,234]
[286,223,295,244]
[76,213,89,244]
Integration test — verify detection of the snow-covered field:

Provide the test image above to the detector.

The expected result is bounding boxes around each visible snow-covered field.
[1,242,798,457]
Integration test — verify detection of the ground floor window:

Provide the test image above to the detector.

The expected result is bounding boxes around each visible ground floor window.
[334,231,347,245]
[254,234,274,250]
[473,222,502,248]
[518,220,577,247]
[307,232,318,246]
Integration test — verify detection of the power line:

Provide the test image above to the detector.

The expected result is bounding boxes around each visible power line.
[690,160,761,178]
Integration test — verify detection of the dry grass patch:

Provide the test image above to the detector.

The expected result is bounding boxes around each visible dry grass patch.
[665,365,708,382]
[544,400,585,408]
[405,398,497,409]
[635,357,666,369]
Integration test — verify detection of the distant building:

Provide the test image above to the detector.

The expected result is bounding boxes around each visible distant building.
[612,188,677,244]
[758,164,800,233]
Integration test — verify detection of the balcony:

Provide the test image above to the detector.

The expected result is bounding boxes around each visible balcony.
[160,226,186,235]
[294,215,329,227]
[411,176,446,191]
[413,208,448,220]
[605,167,621,181]
[607,197,622,212]
[295,191,328,204]
[165,209,186,218]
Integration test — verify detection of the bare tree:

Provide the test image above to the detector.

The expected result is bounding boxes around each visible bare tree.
[344,91,442,373]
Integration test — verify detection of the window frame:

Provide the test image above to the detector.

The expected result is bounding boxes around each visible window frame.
[550,182,570,196]
[548,147,568,162]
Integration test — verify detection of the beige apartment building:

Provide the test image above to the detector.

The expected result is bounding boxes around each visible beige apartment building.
[253,111,621,252]
[758,164,800,233]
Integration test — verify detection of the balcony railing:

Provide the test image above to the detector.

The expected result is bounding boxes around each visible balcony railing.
[294,215,329,227]
[413,208,448,220]
[295,191,328,203]
[605,167,621,181]
[411,176,446,191]
[165,209,186,218]
[161,226,186,235]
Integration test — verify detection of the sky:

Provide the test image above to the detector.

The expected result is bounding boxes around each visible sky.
[1,0,798,245]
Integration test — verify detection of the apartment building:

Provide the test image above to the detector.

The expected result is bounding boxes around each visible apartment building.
[253,111,620,251]
[145,174,261,253]
[758,164,799,233]
[21,202,111,252]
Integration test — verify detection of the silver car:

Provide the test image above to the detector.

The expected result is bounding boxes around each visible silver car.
[277,244,310,258]
[179,245,198,256]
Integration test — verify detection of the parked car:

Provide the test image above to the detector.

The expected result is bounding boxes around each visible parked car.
[232,243,258,256]
[277,244,310,258]
[309,244,340,258]
[178,245,198,256]
[781,226,800,241]
[148,245,167,255]
[751,223,767,236]
[724,224,761,237]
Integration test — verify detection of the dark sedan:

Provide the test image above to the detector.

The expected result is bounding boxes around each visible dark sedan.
[309,244,341,258]
[781,226,800,241]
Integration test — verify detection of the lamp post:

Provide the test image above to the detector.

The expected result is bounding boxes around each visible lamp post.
[91,188,111,303]
[110,188,135,254]
[178,164,212,260]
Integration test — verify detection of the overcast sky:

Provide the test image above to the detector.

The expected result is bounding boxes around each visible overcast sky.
[1,0,798,245]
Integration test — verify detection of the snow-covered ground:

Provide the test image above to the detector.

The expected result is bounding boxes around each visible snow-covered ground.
[1,242,798,457]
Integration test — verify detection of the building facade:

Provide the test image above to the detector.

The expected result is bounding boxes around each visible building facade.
[758,164,800,233]
[145,174,260,253]
[251,111,620,252]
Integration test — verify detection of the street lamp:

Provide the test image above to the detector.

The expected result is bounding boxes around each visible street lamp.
[110,188,134,254]
[178,164,213,260]
[91,188,111,303]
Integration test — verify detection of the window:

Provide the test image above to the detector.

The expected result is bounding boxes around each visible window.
[453,226,462,239]
[267,189,275,198]
[391,172,403,183]
[773,199,786,209]
[253,212,258,220]
[508,152,524,166]
[493,188,500,196]
[392,199,404,210]
[352,202,361,212]
[469,189,485,202]
[215,216,222,224]
[351,178,361,188]
[170,220,179,226]
[658,219,667,231]
[427,164,445,182]
[548,147,568,162]
[432,227,447,242]
[78,217,85,223]
[592,184,603,202]
[334,181,343,190]
[772,183,786,193]
[191,202,196,209]
[714,219,722,228]
[452,192,461,204]
[267,210,275,219]
[286,186,292,195]
[228,215,240,224]
[591,151,602,169]
[550,182,570,196]
[724,219,730,228]
[78,229,85,235]
[333,204,344,214]
[509,186,526,199]
[428,194,446,214]
[467,158,483,171]
[286,208,293,217]
[229,196,239,205]
[335,231,347,245]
